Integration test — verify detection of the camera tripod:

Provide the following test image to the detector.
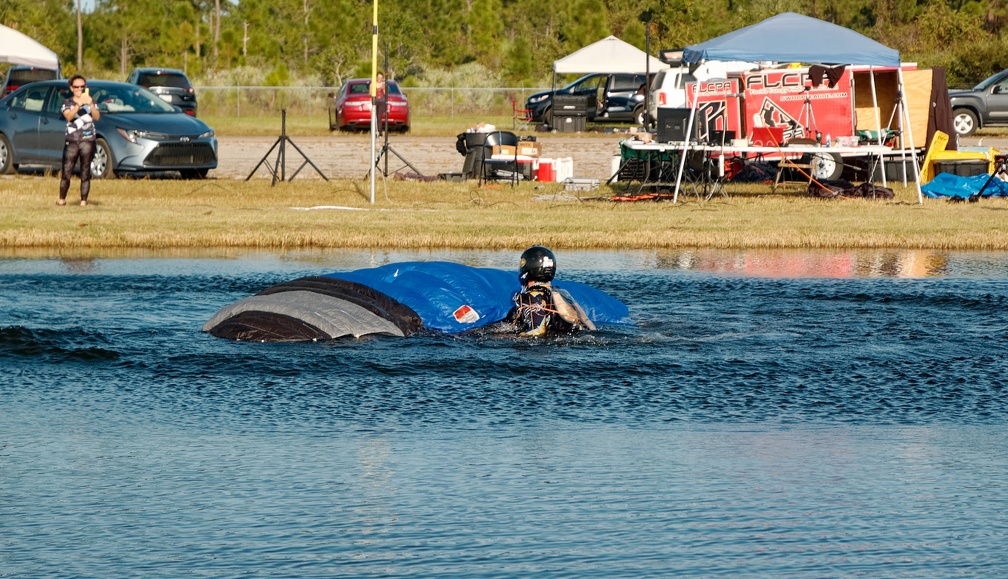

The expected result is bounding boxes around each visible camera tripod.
[963,156,1008,202]
[369,107,422,178]
[246,109,328,186]
[798,87,818,141]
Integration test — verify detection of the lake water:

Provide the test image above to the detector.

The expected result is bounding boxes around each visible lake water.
[2,248,1007,577]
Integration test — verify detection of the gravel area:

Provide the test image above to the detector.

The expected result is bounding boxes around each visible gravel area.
[218,132,1007,182]
[216,133,628,182]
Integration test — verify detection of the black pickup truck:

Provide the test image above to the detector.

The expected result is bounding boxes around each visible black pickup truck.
[950,68,1008,136]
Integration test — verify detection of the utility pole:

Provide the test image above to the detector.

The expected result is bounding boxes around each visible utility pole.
[76,0,83,70]
[214,0,221,60]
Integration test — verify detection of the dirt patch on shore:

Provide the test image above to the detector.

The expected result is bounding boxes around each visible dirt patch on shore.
[217,133,626,182]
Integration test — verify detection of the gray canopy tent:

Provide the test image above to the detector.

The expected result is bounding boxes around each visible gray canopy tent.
[677,12,922,202]
[0,24,60,69]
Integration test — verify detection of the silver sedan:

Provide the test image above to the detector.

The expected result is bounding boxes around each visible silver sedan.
[0,79,217,178]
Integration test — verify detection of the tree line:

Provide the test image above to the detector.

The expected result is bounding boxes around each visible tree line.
[2,0,1007,89]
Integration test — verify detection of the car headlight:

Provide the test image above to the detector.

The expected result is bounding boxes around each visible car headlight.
[198,129,215,139]
[529,95,549,104]
[116,128,145,144]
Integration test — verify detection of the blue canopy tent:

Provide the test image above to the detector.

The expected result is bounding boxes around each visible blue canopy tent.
[682,13,899,68]
[674,12,922,202]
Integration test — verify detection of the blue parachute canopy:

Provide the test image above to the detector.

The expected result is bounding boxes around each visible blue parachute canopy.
[326,261,631,333]
[203,261,632,341]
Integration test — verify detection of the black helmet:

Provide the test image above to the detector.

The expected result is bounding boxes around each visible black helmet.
[519,246,556,283]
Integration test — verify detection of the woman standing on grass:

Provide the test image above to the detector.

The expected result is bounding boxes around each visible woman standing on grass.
[58,75,99,207]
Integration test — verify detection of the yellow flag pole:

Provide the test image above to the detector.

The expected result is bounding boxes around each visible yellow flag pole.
[369,0,378,204]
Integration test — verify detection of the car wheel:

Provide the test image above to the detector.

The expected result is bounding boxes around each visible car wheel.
[952,109,978,137]
[181,168,209,179]
[0,133,14,175]
[805,151,844,181]
[633,105,646,127]
[91,138,116,179]
[543,105,553,127]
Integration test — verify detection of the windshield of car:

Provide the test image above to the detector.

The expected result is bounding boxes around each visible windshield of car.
[972,71,1006,90]
[611,75,645,92]
[650,70,668,89]
[568,75,602,93]
[137,73,191,89]
[91,85,179,114]
[652,69,694,91]
[348,80,403,96]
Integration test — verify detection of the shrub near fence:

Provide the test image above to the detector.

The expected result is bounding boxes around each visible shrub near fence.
[196,86,547,118]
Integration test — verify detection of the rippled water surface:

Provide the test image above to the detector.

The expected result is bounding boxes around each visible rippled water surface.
[2,249,1007,577]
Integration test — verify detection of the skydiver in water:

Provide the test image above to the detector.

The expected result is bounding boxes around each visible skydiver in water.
[500,246,596,336]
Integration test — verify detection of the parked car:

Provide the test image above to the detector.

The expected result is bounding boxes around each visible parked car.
[328,78,410,132]
[0,80,217,178]
[646,66,693,127]
[525,73,649,126]
[2,65,61,98]
[126,67,198,116]
[949,68,1008,136]
[646,60,759,128]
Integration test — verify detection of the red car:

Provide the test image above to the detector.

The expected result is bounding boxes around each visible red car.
[329,78,410,132]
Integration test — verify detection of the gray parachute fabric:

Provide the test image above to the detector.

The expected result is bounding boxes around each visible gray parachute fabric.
[203,276,424,341]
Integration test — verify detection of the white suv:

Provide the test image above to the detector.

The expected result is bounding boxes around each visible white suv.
[647,61,759,127]
[647,67,693,126]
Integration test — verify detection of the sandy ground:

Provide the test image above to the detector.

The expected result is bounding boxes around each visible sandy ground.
[217,132,1007,183]
[216,133,627,182]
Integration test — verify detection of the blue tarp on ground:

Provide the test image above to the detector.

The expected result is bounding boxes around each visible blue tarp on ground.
[683,12,900,67]
[921,173,1008,199]
[326,261,632,333]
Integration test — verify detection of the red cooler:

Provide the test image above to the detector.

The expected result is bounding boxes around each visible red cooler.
[537,158,556,182]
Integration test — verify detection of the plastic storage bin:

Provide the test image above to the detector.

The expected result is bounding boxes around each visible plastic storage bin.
[555,157,574,182]
[934,160,988,177]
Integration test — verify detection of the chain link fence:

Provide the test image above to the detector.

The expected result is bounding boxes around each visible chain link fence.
[194,86,549,118]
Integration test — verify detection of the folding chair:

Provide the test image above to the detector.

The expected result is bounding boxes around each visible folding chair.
[772,138,817,193]
[479,131,520,186]
[512,98,533,131]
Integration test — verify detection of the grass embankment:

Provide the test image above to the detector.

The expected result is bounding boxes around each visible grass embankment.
[2,176,1007,252]
[3,117,1006,252]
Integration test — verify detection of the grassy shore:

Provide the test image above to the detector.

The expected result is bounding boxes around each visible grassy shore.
[3,174,1008,252]
[3,116,1006,252]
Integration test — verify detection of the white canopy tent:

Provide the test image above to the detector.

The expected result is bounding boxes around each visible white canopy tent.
[554,35,664,74]
[0,24,60,69]
[548,36,664,127]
